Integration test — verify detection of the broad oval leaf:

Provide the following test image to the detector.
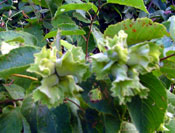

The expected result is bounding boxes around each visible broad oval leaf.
[0,46,39,78]
[127,73,167,133]
[168,16,175,42]
[0,108,23,133]
[80,76,116,114]
[167,91,175,106]
[4,84,25,100]
[0,31,37,46]
[120,122,139,133]
[107,0,148,13]
[104,18,169,45]
[104,114,121,133]
[36,105,72,132]
[45,23,86,38]
[21,97,37,133]
[54,3,97,18]
[165,119,175,133]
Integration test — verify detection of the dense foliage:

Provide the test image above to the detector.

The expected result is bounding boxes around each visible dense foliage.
[0,0,175,132]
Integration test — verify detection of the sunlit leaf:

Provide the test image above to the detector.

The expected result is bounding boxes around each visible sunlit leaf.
[54,3,98,18]
[107,0,148,13]
[104,18,168,45]
[127,73,167,132]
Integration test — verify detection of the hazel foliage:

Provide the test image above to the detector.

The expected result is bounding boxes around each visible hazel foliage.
[91,30,160,104]
[27,46,88,108]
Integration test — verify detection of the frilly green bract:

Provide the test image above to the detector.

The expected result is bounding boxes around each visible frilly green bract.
[111,67,149,104]
[91,30,128,80]
[27,47,57,77]
[91,30,160,104]
[127,42,160,74]
[56,46,89,82]
[27,46,88,108]
[33,75,83,108]
[33,74,64,108]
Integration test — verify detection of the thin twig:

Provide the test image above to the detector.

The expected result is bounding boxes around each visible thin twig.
[0,0,7,5]
[85,0,101,59]
[28,0,40,19]
[148,0,153,11]
[172,0,175,7]
[0,99,23,104]
[3,79,14,86]
[81,35,87,42]
[87,11,93,21]
[160,54,175,62]
[11,74,38,81]
[5,10,22,31]
[64,97,85,113]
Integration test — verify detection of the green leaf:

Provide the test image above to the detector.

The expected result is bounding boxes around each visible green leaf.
[22,116,31,133]
[80,76,116,114]
[4,84,25,100]
[21,97,37,133]
[24,23,47,47]
[60,40,73,49]
[50,104,72,132]
[127,73,167,133]
[165,119,175,133]
[168,16,175,42]
[0,31,37,46]
[160,67,175,79]
[22,0,48,8]
[82,109,103,132]
[54,3,98,18]
[104,114,121,133]
[73,12,91,23]
[104,18,168,45]
[167,91,175,106]
[45,23,86,37]
[76,27,96,53]
[0,46,39,78]
[44,0,63,16]
[107,0,148,13]
[44,31,57,39]
[58,23,86,35]
[120,122,139,133]
[52,14,75,27]
[0,108,23,133]
[36,104,72,132]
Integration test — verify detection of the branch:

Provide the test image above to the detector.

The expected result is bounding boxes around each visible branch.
[172,0,175,7]
[0,0,7,5]
[85,0,101,59]
[11,74,38,81]
[147,0,153,11]
[5,10,22,31]
[160,54,175,62]
[0,99,23,104]
[3,79,14,86]
[64,97,85,113]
